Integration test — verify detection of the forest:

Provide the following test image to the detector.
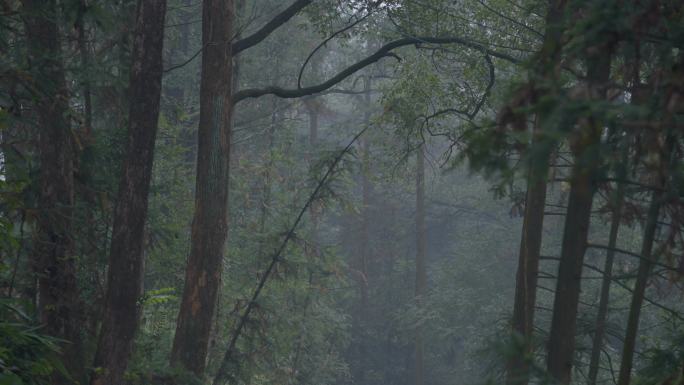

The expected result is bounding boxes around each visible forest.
[1,0,684,384]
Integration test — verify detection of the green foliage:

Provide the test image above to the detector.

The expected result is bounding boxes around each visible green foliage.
[0,301,69,385]
[4,1,684,385]
[634,331,684,385]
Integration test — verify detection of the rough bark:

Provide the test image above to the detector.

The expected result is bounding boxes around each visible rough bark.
[90,1,167,385]
[170,0,234,376]
[415,144,427,385]
[22,0,81,381]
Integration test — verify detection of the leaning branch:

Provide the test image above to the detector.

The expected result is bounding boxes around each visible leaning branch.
[164,0,314,73]
[232,0,314,55]
[233,36,521,104]
[212,125,370,385]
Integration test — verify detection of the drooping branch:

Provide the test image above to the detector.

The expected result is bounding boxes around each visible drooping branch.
[233,36,521,104]
[417,52,496,129]
[232,0,313,55]
[297,9,376,88]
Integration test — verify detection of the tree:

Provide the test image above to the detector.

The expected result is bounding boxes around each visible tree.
[170,0,519,377]
[616,186,662,385]
[505,1,564,381]
[170,0,317,374]
[546,28,613,384]
[10,2,684,385]
[170,0,234,375]
[22,0,81,381]
[587,144,626,385]
[617,59,684,384]
[90,1,167,384]
[415,143,427,385]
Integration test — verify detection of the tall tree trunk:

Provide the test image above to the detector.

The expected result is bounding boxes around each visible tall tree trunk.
[305,98,320,246]
[304,53,323,247]
[616,51,684,385]
[589,50,642,384]
[415,143,427,385]
[354,78,373,385]
[615,190,661,385]
[75,0,92,137]
[586,168,625,385]
[505,0,565,381]
[90,1,167,385]
[545,158,595,384]
[546,34,613,385]
[506,151,548,385]
[171,0,234,376]
[616,133,672,385]
[165,0,193,115]
[360,78,372,315]
[22,0,80,381]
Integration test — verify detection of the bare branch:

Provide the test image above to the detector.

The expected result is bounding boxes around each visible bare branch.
[232,0,314,55]
[164,0,314,73]
[297,10,376,88]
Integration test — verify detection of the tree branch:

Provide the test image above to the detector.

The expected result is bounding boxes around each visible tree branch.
[212,125,370,385]
[164,0,314,73]
[232,0,314,55]
[297,9,375,88]
[233,36,521,104]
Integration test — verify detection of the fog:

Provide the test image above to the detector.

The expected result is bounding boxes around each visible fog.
[2,1,684,385]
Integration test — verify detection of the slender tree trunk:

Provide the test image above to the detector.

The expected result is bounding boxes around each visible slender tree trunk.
[354,78,373,385]
[415,144,427,385]
[546,159,595,384]
[305,99,320,246]
[616,51,684,385]
[22,1,80,382]
[587,171,625,385]
[360,78,372,313]
[171,0,234,376]
[505,1,565,380]
[616,139,671,385]
[75,1,92,137]
[359,135,370,311]
[165,0,193,114]
[507,150,548,385]
[589,51,643,384]
[546,36,612,385]
[615,191,661,385]
[304,53,324,247]
[90,2,167,385]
